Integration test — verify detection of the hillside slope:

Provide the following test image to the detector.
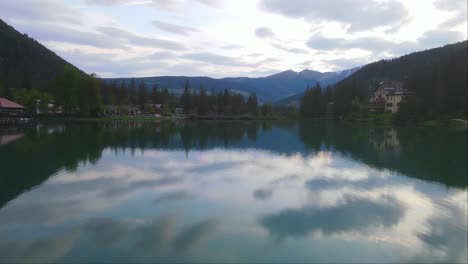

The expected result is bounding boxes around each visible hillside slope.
[0,19,76,96]
[333,40,467,116]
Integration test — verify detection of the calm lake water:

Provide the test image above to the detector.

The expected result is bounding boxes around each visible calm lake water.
[0,121,466,263]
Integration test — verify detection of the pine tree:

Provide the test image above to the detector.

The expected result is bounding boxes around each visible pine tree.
[129,78,136,105]
[137,81,148,107]
[151,84,159,103]
[247,93,258,115]
[181,80,192,113]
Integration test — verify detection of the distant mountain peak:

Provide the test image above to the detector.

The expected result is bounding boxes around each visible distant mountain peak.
[299,69,321,74]
[267,69,298,78]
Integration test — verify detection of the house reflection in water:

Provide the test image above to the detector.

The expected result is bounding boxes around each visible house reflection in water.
[368,128,401,157]
[0,133,24,145]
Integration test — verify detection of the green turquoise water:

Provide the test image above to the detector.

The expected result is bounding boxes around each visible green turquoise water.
[0,121,466,263]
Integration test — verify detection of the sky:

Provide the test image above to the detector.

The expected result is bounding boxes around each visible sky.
[0,0,466,78]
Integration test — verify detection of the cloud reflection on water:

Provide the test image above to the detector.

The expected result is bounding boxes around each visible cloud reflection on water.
[260,195,405,239]
[0,145,466,262]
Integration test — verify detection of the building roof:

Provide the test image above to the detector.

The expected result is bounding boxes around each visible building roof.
[378,81,403,89]
[387,90,415,96]
[0,98,25,109]
[0,134,25,145]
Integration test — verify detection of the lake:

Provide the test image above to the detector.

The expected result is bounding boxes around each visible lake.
[0,120,466,263]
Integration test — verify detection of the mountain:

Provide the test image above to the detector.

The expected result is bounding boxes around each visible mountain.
[105,67,360,103]
[274,67,360,106]
[0,19,77,96]
[273,92,304,107]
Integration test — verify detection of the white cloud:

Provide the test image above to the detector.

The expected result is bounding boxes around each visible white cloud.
[0,0,465,77]
[258,0,410,32]
[152,20,199,35]
[255,27,275,38]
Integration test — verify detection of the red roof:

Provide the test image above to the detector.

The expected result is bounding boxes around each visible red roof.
[0,98,25,109]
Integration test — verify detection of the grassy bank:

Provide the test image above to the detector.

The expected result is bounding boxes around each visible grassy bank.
[36,114,296,122]
[30,114,468,128]
[343,113,468,128]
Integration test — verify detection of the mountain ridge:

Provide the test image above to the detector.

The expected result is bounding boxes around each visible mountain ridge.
[104,67,360,103]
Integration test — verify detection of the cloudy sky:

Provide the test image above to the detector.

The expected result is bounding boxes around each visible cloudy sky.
[1,0,466,77]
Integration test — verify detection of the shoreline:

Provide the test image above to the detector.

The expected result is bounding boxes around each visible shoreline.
[2,115,467,128]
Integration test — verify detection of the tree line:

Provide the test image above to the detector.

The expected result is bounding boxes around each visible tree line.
[100,78,277,117]
[7,64,285,117]
[299,83,334,118]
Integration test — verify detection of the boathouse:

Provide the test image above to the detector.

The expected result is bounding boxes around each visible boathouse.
[0,98,26,117]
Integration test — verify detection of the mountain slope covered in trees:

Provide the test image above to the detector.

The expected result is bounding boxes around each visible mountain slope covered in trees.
[298,40,467,119]
[332,41,467,117]
[0,19,78,97]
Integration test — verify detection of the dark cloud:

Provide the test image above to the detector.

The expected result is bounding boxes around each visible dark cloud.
[255,27,275,39]
[82,216,219,256]
[17,23,124,49]
[434,0,466,10]
[0,229,80,263]
[0,199,84,227]
[59,50,165,76]
[0,0,82,24]
[259,0,409,32]
[84,217,131,246]
[100,176,182,198]
[272,43,308,54]
[259,195,405,239]
[403,200,468,263]
[97,26,186,50]
[305,176,390,192]
[174,219,219,252]
[306,29,464,56]
[306,35,408,53]
[433,0,467,29]
[221,44,244,50]
[153,191,194,205]
[97,26,133,38]
[253,188,273,200]
[83,0,127,5]
[415,202,467,263]
[269,175,300,185]
[83,0,222,9]
[128,35,185,50]
[417,30,465,49]
[150,51,178,60]
[14,23,185,51]
[323,57,367,70]
[152,20,199,35]
[182,52,254,67]
[135,216,175,254]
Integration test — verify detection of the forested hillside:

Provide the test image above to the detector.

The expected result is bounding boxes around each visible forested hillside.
[300,41,467,119]
[0,19,77,97]
[333,41,467,117]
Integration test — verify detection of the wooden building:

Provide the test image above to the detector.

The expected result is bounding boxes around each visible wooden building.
[0,98,26,117]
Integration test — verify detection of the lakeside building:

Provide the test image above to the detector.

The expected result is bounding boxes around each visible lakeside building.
[0,98,26,117]
[369,81,414,113]
[152,104,162,117]
[34,99,63,114]
[0,133,25,145]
